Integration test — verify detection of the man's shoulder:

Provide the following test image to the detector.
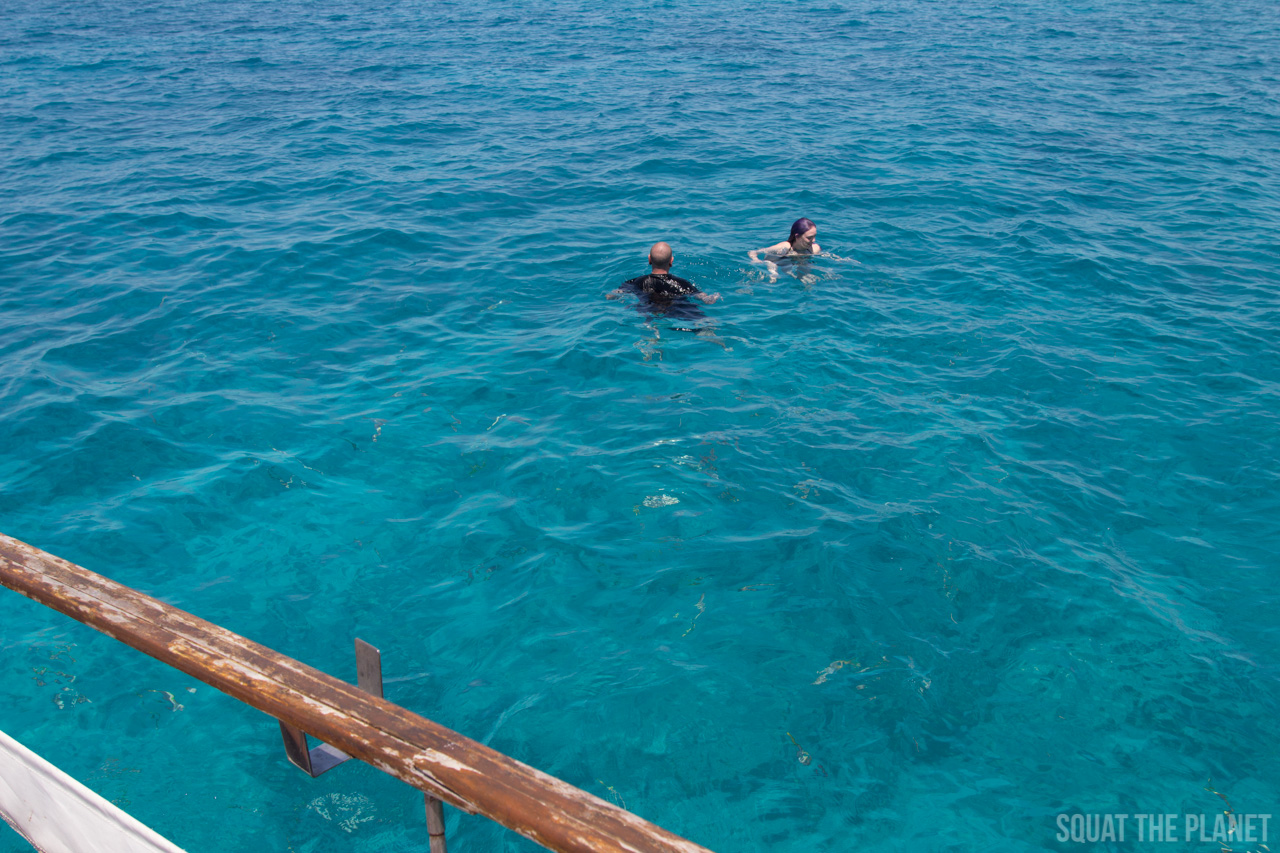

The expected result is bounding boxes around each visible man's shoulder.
[660,273,699,293]
[620,272,699,295]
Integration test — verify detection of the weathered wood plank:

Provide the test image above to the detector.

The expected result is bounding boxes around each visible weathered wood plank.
[0,533,714,853]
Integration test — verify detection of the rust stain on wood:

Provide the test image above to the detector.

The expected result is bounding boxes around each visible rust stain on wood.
[0,533,714,853]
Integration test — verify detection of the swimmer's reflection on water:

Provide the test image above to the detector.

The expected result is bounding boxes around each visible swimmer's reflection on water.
[606,241,722,325]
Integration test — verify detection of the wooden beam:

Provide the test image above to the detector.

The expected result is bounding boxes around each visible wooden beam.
[0,534,713,853]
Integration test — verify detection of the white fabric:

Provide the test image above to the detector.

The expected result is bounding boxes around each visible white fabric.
[0,729,186,853]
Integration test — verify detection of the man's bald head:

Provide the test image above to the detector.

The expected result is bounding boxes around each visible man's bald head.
[648,242,673,272]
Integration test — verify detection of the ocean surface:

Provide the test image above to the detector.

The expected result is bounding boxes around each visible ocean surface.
[2,0,1279,850]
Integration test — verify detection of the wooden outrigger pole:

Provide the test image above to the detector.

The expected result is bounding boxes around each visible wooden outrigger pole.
[0,533,713,853]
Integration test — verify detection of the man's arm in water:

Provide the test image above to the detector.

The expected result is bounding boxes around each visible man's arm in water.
[607,277,645,300]
[673,275,719,305]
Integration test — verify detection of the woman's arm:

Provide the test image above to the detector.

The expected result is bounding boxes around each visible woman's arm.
[749,241,790,262]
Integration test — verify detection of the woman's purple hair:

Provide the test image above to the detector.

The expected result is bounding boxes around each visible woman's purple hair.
[789,217,816,244]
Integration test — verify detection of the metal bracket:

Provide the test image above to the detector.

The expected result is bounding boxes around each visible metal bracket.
[426,793,447,853]
[278,638,382,777]
[275,639,448,850]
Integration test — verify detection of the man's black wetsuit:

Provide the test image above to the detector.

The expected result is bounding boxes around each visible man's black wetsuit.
[618,273,706,322]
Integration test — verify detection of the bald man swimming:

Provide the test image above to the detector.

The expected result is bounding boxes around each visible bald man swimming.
[606,242,721,319]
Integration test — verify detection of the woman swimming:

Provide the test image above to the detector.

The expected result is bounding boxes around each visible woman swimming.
[749,218,820,260]
[748,218,820,281]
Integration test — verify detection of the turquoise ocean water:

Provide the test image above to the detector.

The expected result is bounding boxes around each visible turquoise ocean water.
[3,0,1279,850]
